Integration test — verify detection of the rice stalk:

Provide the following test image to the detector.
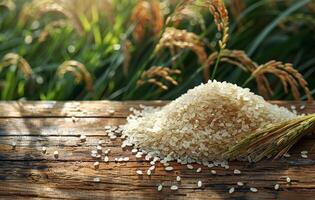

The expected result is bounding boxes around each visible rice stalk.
[131,0,164,41]
[122,40,132,76]
[225,113,315,162]
[57,60,93,92]
[137,66,181,91]
[0,53,32,78]
[203,0,229,79]
[155,27,207,65]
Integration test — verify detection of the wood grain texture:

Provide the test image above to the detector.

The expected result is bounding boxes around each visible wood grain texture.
[0,101,314,200]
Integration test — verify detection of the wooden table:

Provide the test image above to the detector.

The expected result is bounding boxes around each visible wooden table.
[0,101,314,200]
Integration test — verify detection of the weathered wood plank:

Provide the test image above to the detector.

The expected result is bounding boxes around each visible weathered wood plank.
[0,118,125,136]
[0,101,314,200]
[0,135,314,161]
[0,101,167,118]
[1,160,315,199]
[0,101,313,117]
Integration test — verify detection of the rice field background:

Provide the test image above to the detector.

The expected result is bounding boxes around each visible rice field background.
[0,0,314,101]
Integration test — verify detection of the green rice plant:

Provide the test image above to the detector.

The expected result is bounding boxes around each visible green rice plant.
[0,0,314,101]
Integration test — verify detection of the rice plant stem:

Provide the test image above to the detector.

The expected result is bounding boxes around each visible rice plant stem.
[242,75,254,87]
[211,50,222,80]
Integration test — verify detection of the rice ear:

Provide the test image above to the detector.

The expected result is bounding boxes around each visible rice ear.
[225,114,315,162]
[131,0,164,41]
[137,66,181,91]
[57,60,93,92]
[1,53,33,78]
[155,27,207,66]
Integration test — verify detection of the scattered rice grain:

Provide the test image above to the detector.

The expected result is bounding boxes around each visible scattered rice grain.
[54,151,59,158]
[94,161,100,169]
[157,184,163,191]
[42,146,47,154]
[187,164,193,169]
[165,166,174,171]
[136,170,143,175]
[80,135,86,142]
[170,185,178,190]
[237,181,244,186]
[197,180,202,188]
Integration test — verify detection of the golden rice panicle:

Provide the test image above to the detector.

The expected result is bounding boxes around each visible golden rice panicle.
[252,60,314,102]
[137,66,181,91]
[226,113,315,162]
[57,60,93,92]
[155,27,207,65]
[131,0,164,41]
[202,49,313,102]
[203,49,258,80]
[205,0,229,49]
[0,53,32,78]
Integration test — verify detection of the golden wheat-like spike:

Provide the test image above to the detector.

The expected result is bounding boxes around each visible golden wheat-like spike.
[202,49,313,101]
[203,49,258,81]
[57,60,93,91]
[225,114,315,162]
[1,53,33,78]
[204,0,229,49]
[131,0,164,41]
[252,61,314,102]
[155,27,207,65]
[137,66,181,91]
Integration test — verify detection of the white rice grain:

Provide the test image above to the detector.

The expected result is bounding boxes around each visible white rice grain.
[170,185,178,190]
[157,184,163,191]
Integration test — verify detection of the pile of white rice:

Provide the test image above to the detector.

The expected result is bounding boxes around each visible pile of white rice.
[122,80,296,163]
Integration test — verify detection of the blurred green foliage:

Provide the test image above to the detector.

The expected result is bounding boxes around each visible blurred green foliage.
[0,0,314,100]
